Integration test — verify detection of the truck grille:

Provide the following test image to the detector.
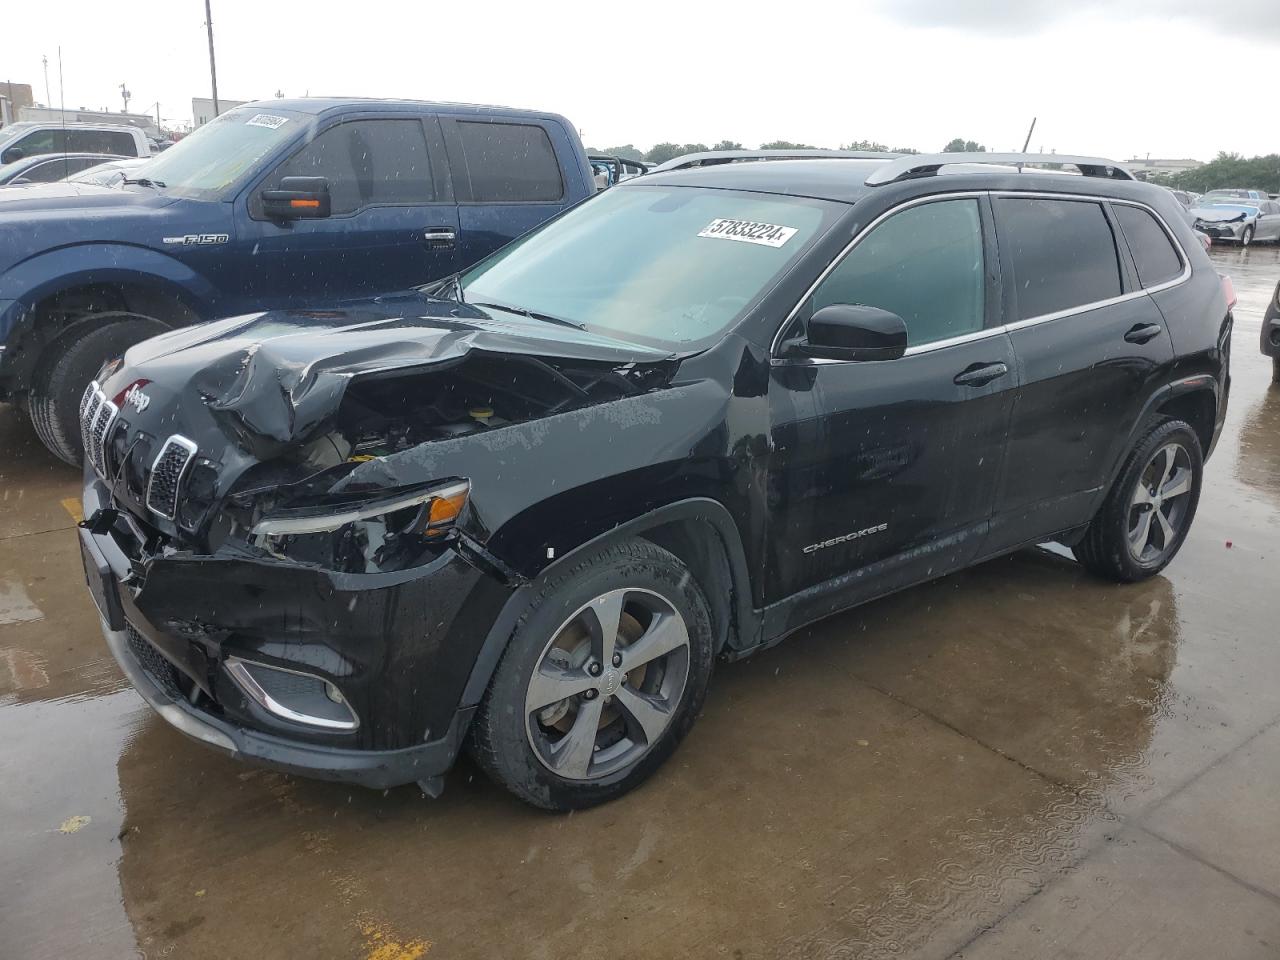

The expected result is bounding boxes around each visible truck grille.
[146,436,198,520]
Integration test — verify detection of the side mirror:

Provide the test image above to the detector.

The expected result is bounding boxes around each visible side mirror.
[12,177,32,185]
[261,176,332,220]
[1,147,24,164]
[787,304,908,362]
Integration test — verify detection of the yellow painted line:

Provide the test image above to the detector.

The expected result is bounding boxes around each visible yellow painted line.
[61,498,83,523]
[357,916,430,960]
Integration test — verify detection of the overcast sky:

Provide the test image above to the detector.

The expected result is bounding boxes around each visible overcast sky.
[2,0,1276,159]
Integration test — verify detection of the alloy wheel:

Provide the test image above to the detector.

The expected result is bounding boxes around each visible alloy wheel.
[524,588,691,781]
[1127,442,1194,564]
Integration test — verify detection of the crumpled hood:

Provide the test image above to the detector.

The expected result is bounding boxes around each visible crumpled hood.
[122,291,673,450]
[1191,204,1253,223]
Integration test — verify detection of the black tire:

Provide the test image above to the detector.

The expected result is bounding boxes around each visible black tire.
[1073,419,1204,583]
[1272,356,1280,384]
[1241,226,1254,247]
[28,313,168,466]
[468,539,715,811]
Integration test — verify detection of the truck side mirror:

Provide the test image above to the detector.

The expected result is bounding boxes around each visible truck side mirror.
[261,176,332,220]
[786,304,908,362]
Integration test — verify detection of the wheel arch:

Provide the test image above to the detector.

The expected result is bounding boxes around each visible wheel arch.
[458,497,759,710]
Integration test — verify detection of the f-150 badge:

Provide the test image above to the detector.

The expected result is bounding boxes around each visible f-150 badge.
[163,234,229,246]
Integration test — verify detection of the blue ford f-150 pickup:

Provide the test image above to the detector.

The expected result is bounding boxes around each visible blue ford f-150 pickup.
[0,98,596,463]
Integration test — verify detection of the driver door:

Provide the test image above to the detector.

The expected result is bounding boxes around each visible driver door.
[764,195,1017,616]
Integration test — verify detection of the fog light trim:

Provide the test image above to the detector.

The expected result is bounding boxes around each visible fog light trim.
[225,657,359,731]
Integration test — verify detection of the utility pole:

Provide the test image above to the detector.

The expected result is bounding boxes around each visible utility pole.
[204,0,220,117]
[119,82,131,113]
[42,55,50,106]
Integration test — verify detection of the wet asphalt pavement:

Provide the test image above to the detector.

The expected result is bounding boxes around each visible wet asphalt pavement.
[2,246,1279,960]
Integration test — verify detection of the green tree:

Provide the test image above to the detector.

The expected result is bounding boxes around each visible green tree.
[592,143,644,161]
[759,140,815,150]
[712,140,744,151]
[1156,152,1280,195]
[943,138,986,153]
[644,142,684,163]
[842,139,889,152]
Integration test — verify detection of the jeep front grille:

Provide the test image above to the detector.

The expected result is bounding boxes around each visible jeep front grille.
[146,435,198,521]
[78,381,119,477]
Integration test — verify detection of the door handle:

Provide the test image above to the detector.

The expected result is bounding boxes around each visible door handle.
[953,361,1009,387]
[1124,323,1163,345]
[422,227,457,247]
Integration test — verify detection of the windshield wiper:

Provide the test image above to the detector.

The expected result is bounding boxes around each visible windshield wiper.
[418,272,465,303]
[470,301,586,331]
[122,176,166,188]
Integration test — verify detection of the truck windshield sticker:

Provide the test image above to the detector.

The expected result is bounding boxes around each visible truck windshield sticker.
[246,114,289,130]
[698,218,798,248]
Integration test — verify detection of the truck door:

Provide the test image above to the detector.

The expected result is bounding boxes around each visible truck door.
[231,115,459,312]
[440,117,576,272]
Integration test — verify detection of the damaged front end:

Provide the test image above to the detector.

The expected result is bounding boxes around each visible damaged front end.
[80,295,681,788]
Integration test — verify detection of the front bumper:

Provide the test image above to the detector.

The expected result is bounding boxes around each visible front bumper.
[96,605,474,788]
[1196,222,1244,241]
[81,476,515,788]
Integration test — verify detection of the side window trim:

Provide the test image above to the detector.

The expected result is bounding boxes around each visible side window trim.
[1110,198,1189,290]
[771,190,1193,363]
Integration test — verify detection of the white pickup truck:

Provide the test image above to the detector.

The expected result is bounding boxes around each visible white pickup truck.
[0,121,153,164]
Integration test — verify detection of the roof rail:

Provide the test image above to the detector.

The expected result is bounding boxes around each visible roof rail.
[650,148,901,174]
[864,152,1136,187]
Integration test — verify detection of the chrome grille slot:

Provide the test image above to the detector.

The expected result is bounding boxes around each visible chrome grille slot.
[146,435,198,521]
[88,400,118,473]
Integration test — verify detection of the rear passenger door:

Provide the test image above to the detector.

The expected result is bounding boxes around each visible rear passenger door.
[990,195,1177,548]
[234,115,459,310]
[441,118,570,270]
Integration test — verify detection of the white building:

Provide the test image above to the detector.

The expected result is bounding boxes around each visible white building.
[192,97,250,127]
[1123,157,1204,179]
[16,105,158,138]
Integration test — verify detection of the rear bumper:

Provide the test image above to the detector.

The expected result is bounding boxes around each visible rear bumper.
[98,608,473,788]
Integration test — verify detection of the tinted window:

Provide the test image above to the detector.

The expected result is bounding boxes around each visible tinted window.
[13,129,59,156]
[273,119,434,214]
[997,198,1121,320]
[456,121,563,202]
[808,198,985,347]
[1115,205,1183,288]
[62,130,134,155]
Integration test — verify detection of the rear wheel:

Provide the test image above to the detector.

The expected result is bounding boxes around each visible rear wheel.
[469,539,714,811]
[1073,419,1203,582]
[1272,356,1280,383]
[28,313,168,466]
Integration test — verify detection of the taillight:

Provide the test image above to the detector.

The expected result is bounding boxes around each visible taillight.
[1220,273,1237,311]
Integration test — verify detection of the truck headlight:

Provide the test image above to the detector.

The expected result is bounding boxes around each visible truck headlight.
[249,479,469,573]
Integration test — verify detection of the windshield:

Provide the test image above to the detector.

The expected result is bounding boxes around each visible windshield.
[129,107,307,199]
[460,185,836,350]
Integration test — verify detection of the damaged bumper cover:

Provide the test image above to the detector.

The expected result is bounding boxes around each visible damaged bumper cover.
[82,477,513,789]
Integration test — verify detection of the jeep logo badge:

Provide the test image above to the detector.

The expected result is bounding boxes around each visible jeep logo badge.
[123,384,151,413]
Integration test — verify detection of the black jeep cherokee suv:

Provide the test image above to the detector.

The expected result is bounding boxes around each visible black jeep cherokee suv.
[80,152,1232,810]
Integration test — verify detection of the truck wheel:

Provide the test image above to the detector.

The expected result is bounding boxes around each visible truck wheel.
[468,539,715,811]
[29,313,169,466]
[1073,419,1204,583]
[1273,356,1280,384]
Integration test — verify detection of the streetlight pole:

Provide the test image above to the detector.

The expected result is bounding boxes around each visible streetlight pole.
[204,0,220,117]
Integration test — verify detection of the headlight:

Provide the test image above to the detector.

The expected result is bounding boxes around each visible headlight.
[249,479,469,573]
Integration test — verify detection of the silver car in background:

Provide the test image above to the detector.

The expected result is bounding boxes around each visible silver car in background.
[1190,197,1280,246]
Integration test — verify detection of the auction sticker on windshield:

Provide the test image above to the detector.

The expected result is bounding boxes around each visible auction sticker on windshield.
[246,114,289,129]
[698,218,798,248]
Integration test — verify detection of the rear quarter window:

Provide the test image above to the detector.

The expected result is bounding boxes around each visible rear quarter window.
[997,197,1122,321]
[455,121,564,202]
[1114,204,1183,288]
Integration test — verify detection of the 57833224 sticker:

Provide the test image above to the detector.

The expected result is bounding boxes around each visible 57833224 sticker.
[698,218,798,248]
[246,114,289,130]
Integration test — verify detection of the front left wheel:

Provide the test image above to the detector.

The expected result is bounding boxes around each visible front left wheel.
[469,539,715,811]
